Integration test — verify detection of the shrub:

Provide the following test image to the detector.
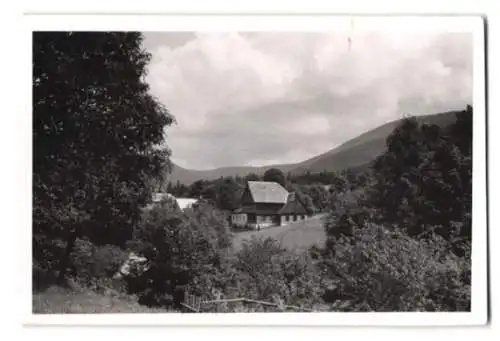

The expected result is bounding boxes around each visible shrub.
[33,235,65,291]
[225,236,325,309]
[368,109,472,241]
[321,223,470,311]
[125,201,232,308]
[69,239,129,291]
[323,188,376,244]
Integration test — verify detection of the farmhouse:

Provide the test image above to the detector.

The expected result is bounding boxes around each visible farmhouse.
[231,181,309,230]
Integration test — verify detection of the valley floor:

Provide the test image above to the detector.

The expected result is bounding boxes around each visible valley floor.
[232,213,327,252]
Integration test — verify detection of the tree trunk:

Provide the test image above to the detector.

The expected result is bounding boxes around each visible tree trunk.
[56,229,78,285]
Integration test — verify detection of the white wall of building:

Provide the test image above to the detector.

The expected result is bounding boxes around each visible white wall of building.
[231,213,248,227]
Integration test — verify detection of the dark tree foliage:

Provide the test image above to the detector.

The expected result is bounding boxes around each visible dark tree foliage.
[291,170,341,186]
[33,32,174,286]
[214,178,244,212]
[319,224,471,312]
[245,173,261,181]
[168,181,190,197]
[286,183,316,214]
[324,106,472,255]
[126,202,232,307]
[168,176,243,214]
[319,106,473,311]
[369,107,472,243]
[188,180,207,198]
[263,168,287,187]
[228,237,325,307]
[302,184,330,212]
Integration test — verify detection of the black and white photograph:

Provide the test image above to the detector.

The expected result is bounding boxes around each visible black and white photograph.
[28,14,487,325]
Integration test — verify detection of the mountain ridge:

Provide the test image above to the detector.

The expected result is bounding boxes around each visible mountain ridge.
[167,110,462,185]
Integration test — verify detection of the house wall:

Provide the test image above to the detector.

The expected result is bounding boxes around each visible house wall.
[231,213,248,227]
[279,214,308,225]
[281,214,295,225]
[280,215,287,226]
[246,215,280,230]
[257,215,275,226]
[247,213,256,223]
[241,212,310,229]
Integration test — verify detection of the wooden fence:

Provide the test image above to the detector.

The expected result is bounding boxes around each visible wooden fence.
[181,291,313,313]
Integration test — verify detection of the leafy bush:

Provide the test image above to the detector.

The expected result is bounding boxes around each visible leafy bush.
[317,107,473,312]
[323,188,376,244]
[321,224,470,311]
[69,239,129,291]
[225,236,325,308]
[33,236,65,291]
[368,108,472,241]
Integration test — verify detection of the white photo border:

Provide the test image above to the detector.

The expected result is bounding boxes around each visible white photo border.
[23,13,488,327]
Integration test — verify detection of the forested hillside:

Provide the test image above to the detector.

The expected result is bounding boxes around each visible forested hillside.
[167,111,461,185]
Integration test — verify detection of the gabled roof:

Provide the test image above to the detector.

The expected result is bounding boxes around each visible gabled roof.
[234,205,282,215]
[278,200,308,215]
[247,181,289,204]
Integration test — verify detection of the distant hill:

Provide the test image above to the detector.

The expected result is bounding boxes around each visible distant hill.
[167,110,462,185]
[292,110,460,174]
[167,162,298,186]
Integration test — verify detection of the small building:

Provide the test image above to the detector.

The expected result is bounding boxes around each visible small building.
[150,193,199,211]
[231,181,308,230]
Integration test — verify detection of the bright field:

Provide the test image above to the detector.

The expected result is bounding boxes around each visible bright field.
[32,286,172,314]
[232,214,327,252]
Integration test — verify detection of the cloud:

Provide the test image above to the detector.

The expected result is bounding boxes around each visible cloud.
[143,28,472,170]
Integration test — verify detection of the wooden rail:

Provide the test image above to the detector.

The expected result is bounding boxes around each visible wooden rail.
[182,291,313,312]
[203,298,313,312]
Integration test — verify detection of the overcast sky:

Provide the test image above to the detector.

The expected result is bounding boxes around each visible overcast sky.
[142,28,472,170]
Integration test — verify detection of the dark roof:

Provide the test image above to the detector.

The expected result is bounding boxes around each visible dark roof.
[233,201,307,216]
[234,205,282,215]
[278,200,308,215]
[247,181,289,204]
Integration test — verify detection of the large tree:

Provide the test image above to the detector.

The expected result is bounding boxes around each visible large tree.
[33,32,174,285]
[127,202,232,307]
[263,168,286,187]
[368,107,472,242]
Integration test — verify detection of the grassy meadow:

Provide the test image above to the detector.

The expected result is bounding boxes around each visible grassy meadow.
[232,214,327,252]
[32,286,171,314]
